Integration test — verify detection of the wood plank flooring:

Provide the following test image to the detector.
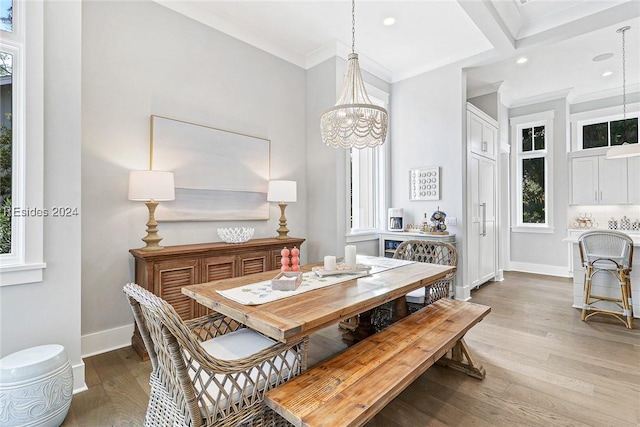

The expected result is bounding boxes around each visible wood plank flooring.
[62,271,640,426]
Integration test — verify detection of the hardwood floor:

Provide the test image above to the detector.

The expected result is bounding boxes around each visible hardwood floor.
[62,271,640,426]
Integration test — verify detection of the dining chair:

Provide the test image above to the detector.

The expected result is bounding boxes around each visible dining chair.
[372,240,458,331]
[578,230,634,328]
[123,283,308,427]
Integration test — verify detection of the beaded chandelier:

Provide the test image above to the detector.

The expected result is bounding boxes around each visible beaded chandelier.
[320,0,388,149]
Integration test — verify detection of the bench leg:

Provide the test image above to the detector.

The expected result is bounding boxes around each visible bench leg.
[437,338,486,380]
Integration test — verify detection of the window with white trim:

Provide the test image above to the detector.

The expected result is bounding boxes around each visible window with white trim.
[1,0,18,256]
[0,0,46,286]
[577,113,638,150]
[348,86,388,234]
[510,111,554,232]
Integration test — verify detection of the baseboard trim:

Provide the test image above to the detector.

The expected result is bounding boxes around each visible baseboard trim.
[72,362,87,394]
[82,323,133,358]
[508,261,571,278]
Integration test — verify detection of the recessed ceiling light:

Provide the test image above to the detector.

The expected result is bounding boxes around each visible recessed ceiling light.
[593,53,614,62]
[383,17,395,26]
[602,71,613,77]
[516,57,528,64]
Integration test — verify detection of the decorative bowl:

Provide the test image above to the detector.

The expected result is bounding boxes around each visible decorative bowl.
[217,227,254,244]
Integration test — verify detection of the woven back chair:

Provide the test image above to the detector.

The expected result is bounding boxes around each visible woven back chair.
[578,230,634,328]
[393,240,457,309]
[123,283,308,427]
[372,240,457,331]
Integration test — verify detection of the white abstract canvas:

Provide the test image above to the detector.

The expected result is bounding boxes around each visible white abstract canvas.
[150,115,270,221]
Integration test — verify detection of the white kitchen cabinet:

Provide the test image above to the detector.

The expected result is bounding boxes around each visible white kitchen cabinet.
[570,155,627,205]
[468,103,497,160]
[466,103,498,289]
[628,156,640,204]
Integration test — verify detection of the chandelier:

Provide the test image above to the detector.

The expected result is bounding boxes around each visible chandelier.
[606,25,639,159]
[320,0,388,149]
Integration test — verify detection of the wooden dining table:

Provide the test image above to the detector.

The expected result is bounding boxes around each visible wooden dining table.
[182,258,455,343]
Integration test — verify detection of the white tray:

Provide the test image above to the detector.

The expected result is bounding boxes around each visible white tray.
[312,264,372,277]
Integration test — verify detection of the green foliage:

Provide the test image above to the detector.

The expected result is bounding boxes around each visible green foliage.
[522,157,545,224]
[0,197,10,254]
[0,124,11,203]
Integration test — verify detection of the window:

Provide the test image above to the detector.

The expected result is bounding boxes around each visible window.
[348,86,389,234]
[510,111,554,233]
[579,115,638,150]
[1,0,16,257]
[0,0,46,286]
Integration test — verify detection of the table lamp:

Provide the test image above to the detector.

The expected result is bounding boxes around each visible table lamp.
[128,170,175,250]
[267,180,296,239]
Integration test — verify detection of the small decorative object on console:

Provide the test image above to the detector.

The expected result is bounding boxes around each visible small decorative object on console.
[427,207,448,235]
[217,227,255,243]
[573,212,597,229]
[271,271,303,291]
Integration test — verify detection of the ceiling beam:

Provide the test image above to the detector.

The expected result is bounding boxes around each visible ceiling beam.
[457,0,516,55]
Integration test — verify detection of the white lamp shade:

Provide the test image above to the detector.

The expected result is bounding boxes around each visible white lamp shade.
[605,143,640,159]
[267,180,297,203]
[128,170,175,201]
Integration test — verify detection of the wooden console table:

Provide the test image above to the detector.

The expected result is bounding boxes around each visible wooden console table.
[129,236,305,359]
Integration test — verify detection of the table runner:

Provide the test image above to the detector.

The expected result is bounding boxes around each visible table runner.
[217,256,414,305]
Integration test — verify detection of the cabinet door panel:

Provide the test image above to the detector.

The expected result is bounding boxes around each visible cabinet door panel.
[239,252,269,276]
[482,122,497,160]
[478,157,496,283]
[468,114,484,156]
[154,260,198,320]
[599,156,627,204]
[468,156,481,286]
[202,255,237,282]
[628,156,640,204]
[570,157,598,204]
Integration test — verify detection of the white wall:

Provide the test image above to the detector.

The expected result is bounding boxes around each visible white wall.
[81,1,307,353]
[390,64,466,296]
[0,0,84,391]
[509,97,570,275]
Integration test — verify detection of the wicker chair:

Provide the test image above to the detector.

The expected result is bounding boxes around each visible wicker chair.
[123,283,308,427]
[372,240,458,331]
[578,230,634,328]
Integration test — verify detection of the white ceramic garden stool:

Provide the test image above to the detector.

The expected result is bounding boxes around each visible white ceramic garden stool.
[0,344,73,426]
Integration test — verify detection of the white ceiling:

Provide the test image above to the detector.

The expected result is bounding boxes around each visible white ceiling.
[156,0,640,106]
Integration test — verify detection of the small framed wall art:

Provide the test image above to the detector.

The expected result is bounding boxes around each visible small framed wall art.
[409,167,440,201]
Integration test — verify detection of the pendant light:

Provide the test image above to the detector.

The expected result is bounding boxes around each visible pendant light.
[606,26,639,159]
[320,0,388,149]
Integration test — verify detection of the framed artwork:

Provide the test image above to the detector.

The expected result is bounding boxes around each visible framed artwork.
[409,167,440,201]
[150,115,270,221]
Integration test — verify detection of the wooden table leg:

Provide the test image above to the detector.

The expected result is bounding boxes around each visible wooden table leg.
[392,296,408,322]
[342,310,375,343]
[437,338,486,379]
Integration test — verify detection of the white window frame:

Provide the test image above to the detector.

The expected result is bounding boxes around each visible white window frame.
[510,111,554,234]
[570,102,640,152]
[346,84,389,237]
[0,0,46,286]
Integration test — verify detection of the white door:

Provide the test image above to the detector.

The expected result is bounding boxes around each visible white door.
[469,156,481,286]
[479,156,496,282]
[469,154,496,288]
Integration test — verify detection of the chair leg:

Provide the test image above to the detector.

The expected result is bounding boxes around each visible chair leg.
[582,267,593,321]
[620,274,633,329]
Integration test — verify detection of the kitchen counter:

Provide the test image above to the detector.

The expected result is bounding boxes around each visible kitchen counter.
[564,229,639,319]
[562,229,640,245]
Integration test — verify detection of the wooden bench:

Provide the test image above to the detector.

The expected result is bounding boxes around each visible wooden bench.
[265,298,491,427]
